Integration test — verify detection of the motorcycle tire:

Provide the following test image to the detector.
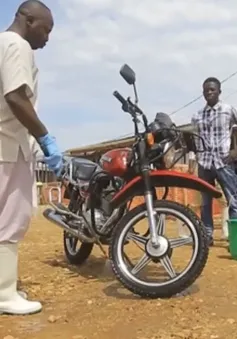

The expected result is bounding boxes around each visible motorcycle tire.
[109,200,208,299]
[63,231,94,266]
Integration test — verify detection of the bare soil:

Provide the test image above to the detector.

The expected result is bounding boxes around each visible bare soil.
[0,210,237,339]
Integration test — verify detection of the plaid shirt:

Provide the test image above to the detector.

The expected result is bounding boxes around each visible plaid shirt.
[191,101,237,169]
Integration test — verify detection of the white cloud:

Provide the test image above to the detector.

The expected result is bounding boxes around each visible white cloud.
[34,0,237,151]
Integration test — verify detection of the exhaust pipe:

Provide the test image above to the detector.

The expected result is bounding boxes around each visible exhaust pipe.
[43,208,95,243]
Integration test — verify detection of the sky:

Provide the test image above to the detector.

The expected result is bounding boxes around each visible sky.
[2,0,237,151]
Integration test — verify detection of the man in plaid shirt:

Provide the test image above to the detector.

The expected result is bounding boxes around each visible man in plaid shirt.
[189,77,237,246]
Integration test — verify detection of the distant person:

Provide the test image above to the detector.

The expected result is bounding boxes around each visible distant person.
[0,0,62,315]
[189,77,237,246]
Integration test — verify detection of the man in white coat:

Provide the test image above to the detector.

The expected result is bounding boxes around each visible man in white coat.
[0,1,62,315]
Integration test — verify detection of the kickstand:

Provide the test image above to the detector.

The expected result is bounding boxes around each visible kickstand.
[96,240,108,259]
[80,211,109,259]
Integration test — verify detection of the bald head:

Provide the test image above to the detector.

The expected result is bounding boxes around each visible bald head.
[16,0,52,23]
[16,0,50,15]
[12,0,53,50]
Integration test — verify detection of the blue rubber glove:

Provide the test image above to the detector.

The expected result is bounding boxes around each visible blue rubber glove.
[45,154,63,176]
[37,134,63,176]
[37,134,60,156]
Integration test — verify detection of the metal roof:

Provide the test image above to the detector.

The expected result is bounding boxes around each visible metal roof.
[64,123,193,157]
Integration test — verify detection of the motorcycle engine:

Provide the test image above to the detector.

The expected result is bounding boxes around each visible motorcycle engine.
[93,209,108,231]
[95,176,124,231]
[85,178,121,232]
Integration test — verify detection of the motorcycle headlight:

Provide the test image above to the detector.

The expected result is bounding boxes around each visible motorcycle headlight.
[163,142,176,169]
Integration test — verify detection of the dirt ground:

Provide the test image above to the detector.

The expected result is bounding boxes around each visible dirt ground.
[1,210,237,339]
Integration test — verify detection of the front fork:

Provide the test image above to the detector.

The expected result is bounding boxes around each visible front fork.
[142,170,160,248]
[145,191,159,248]
[137,138,160,248]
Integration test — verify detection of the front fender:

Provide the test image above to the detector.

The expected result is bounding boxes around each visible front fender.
[111,170,222,209]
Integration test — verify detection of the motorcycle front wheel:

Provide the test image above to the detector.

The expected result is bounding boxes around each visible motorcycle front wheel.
[109,200,209,299]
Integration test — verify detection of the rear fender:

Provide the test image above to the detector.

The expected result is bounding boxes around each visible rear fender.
[110,170,222,209]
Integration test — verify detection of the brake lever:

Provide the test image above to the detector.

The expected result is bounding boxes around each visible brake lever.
[121,102,129,113]
[127,97,143,115]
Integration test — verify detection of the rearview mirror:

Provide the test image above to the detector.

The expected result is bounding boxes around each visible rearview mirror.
[120,64,136,85]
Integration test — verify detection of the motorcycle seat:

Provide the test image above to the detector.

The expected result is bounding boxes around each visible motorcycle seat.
[70,158,100,181]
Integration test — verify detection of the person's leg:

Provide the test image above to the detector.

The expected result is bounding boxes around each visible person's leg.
[221,203,229,240]
[214,181,229,239]
[198,164,216,245]
[216,164,237,220]
[0,150,42,315]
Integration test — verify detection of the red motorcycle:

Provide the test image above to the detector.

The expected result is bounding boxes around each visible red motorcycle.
[43,64,221,298]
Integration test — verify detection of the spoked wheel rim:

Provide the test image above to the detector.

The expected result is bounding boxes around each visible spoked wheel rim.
[117,206,198,288]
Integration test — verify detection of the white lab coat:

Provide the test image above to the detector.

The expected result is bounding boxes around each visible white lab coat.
[29,136,44,215]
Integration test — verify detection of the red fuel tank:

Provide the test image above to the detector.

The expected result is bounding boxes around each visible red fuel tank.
[100,148,132,177]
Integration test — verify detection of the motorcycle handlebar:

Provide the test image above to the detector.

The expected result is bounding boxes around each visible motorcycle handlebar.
[113,91,127,107]
[113,90,149,131]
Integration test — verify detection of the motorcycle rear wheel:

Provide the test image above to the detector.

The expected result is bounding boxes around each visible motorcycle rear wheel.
[63,231,94,266]
[109,200,208,298]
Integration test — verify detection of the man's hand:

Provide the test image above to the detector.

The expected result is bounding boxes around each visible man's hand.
[37,134,63,176]
[224,149,237,164]
[188,151,196,174]
[188,159,196,174]
[44,153,63,176]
